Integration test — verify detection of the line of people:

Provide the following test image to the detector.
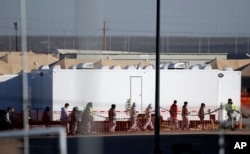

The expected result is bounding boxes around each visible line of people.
[169,98,240,130]
[57,100,218,134]
[0,107,24,130]
[169,100,214,130]
[40,102,93,136]
[39,100,200,134]
[59,101,153,135]
[41,97,240,135]
[59,102,93,135]
[109,102,154,133]
[169,100,192,130]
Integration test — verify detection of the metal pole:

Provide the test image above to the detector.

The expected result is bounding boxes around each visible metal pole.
[167,34,169,53]
[199,35,201,53]
[235,34,238,55]
[161,35,164,53]
[14,22,18,51]
[109,34,112,51]
[127,34,130,52]
[16,29,18,51]
[20,0,30,153]
[248,34,249,54]
[63,30,66,49]
[103,21,107,50]
[48,35,50,54]
[207,34,210,53]
[154,0,162,153]
[9,35,12,51]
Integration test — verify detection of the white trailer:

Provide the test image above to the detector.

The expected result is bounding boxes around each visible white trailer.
[30,68,241,122]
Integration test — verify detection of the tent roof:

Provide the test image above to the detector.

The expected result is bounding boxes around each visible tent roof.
[208,59,250,70]
[0,51,59,72]
[0,52,57,64]
[237,64,250,77]
[94,57,153,69]
[207,58,250,77]
[0,62,21,74]
[53,58,98,69]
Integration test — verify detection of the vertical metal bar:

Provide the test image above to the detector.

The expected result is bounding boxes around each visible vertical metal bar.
[247,34,249,54]
[161,35,164,52]
[218,75,225,154]
[14,22,18,51]
[235,34,238,55]
[9,35,12,51]
[109,34,112,50]
[58,128,67,154]
[20,1,29,154]
[199,35,201,53]
[48,35,50,53]
[128,34,130,52]
[16,28,18,51]
[103,21,106,50]
[207,34,210,53]
[63,30,66,49]
[167,34,169,53]
[154,0,162,153]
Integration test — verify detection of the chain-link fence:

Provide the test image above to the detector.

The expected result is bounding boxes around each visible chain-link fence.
[0,34,249,55]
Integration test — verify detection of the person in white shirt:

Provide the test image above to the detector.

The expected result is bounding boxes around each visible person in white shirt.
[5,107,12,130]
[143,103,154,131]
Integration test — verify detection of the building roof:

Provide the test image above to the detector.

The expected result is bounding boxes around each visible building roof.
[0,51,58,73]
[0,61,21,74]
[208,58,250,77]
[209,59,250,70]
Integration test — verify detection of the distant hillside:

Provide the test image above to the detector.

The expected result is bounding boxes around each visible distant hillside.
[0,36,249,56]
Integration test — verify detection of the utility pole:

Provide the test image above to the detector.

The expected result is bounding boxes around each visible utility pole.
[13,22,19,51]
[63,30,66,49]
[235,33,238,55]
[103,21,107,51]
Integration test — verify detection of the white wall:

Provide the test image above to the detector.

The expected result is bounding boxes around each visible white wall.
[30,69,241,121]
[218,71,241,121]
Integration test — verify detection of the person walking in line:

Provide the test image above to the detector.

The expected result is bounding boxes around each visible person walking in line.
[181,101,190,130]
[42,106,51,128]
[4,107,13,130]
[70,106,79,135]
[225,98,240,130]
[142,103,154,131]
[198,103,206,130]
[169,100,178,130]
[60,103,70,135]
[128,102,138,131]
[108,104,117,133]
[82,102,94,134]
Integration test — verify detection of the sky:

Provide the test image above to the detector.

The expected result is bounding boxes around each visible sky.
[0,0,250,37]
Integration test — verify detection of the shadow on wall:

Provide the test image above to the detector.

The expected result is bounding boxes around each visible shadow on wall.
[0,75,23,112]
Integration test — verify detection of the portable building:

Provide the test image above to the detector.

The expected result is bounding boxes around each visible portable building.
[30,69,241,121]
